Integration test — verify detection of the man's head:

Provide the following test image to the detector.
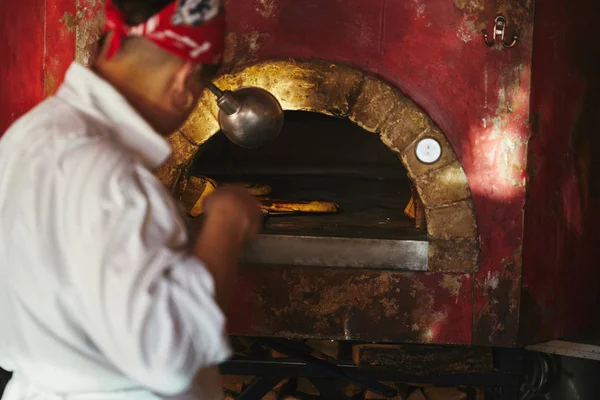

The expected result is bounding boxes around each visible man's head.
[94,0,223,135]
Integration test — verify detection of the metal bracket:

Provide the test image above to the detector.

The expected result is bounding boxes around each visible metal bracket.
[483,15,519,48]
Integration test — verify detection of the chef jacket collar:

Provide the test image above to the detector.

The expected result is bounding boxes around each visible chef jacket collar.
[57,62,172,170]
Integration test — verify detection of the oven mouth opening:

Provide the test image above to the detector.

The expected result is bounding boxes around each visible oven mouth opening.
[164,59,480,273]
[185,111,429,271]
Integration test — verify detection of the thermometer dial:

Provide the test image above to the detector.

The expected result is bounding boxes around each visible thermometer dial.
[415,137,442,164]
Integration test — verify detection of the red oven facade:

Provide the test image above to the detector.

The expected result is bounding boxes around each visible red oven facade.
[2,0,600,347]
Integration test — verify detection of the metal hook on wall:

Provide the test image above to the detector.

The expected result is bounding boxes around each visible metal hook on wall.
[483,15,519,48]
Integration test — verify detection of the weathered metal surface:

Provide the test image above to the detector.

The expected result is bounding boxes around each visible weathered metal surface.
[413,162,471,207]
[520,0,600,344]
[352,344,493,374]
[348,76,403,133]
[425,200,477,240]
[155,130,199,191]
[241,234,429,270]
[227,268,474,344]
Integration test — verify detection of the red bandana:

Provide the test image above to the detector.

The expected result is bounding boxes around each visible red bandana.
[104,0,226,64]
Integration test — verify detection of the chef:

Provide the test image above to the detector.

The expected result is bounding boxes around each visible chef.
[0,0,261,399]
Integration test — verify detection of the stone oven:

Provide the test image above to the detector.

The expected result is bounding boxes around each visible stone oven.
[157,60,480,343]
[167,60,479,270]
[3,0,600,352]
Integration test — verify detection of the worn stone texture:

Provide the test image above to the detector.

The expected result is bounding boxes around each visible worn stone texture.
[155,130,198,190]
[180,91,221,146]
[425,200,477,240]
[428,238,479,272]
[215,60,364,116]
[349,76,403,132]
[415,162,471,208]
[401,126,457,180]
[180,60,364,148]
[380,97,434,154]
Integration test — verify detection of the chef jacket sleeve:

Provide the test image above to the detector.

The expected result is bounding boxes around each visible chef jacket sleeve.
[63,140,231,395]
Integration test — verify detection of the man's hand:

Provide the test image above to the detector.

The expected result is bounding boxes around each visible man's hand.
[193,186,262,310]
[202,186,262,242]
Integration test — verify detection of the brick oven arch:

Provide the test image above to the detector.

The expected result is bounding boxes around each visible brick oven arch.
[157,60,479,272]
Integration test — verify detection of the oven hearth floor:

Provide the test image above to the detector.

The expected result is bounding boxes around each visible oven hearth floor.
[189,173,429,271]
[210,173,424,240]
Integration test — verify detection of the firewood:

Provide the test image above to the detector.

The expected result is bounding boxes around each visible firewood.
[407,389,427,400]
[423,387,467,400]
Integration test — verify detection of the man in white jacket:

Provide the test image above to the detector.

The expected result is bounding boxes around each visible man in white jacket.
[0,0,261,399]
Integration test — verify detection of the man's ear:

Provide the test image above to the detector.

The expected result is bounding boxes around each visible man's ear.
[92,32,117,68]
[171,61,199,94]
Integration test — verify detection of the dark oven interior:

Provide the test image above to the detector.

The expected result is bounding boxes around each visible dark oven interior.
[187,111,428,270]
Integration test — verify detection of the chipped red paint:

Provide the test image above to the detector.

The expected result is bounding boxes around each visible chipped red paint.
[223,0,533,345]
[520,0,600,344]
[0,0,74,134]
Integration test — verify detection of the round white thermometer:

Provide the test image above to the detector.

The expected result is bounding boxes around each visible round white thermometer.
[415,137,442,164]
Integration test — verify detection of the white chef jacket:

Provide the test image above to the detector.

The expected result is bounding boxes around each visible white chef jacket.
[0,62,231,400]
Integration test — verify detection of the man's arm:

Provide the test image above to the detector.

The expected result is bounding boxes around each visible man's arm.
[194,186,261,310]
[63,143,258,396]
